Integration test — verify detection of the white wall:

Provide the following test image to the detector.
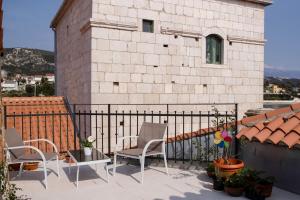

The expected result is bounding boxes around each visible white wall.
[89,0,266,117]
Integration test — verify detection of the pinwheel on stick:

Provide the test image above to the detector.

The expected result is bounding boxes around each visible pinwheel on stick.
[214,130,233,162]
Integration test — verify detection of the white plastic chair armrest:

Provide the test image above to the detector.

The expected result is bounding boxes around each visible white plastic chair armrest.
[24,138,59,154]
[6,145,47,162]
[142,139,165,158]
[114,136,139,153]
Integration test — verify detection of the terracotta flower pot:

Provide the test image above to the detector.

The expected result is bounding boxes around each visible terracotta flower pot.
[214,158,244,178]
[245,188,266,200]
[207,171,215,178]
[213,178,224,191]
[23,162,39,171]
[225,186,244,197]
[9,163,21,171]
[255,183,273,197]
[65,155,74,164]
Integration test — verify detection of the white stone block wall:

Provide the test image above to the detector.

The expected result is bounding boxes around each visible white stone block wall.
[90,0,265,117]
[55,0,267,153]
[56,0,93,105]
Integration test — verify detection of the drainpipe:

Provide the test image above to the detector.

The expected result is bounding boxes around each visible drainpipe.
[52,27,58,96]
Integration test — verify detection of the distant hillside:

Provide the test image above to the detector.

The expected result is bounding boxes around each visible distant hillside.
[265,67,300,79]
[2,48,55,76]
[265,76,300,91]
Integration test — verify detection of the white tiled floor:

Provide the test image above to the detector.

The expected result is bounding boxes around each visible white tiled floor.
[10,161,300,200]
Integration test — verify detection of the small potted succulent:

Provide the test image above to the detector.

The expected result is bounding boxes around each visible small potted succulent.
[81,136,95,156]
[224,172,245,197]
[206,163,215,178]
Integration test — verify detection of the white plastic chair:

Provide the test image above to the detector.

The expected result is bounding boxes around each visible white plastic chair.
[4,128,60,189]
[113,122,168,184]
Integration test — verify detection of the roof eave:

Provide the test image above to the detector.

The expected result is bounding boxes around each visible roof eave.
[50,0,272,29]
[50,0,74,29]
[245,0,273,6]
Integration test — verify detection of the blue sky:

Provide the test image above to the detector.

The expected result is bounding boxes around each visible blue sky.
[3,0,300,73]
[3,0,62,50]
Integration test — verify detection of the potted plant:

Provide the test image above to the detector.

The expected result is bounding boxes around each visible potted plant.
[213,129,244,178]
[212,107,244,178]
[255,176,275,198]
[212,175,225,191]
[8,163,21,171]
[241,168,262,188]
[206,162,215,178]
[81,136,95,156]
[242,169,275,200]
[224,172,245,197]
[23,162,39,171]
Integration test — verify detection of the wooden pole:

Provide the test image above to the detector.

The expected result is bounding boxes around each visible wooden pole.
[0,0,4,162]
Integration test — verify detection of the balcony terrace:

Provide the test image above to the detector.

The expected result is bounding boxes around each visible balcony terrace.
[2,97,300,200]
[11,161,300,200]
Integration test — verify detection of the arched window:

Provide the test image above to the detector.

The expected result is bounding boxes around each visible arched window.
[206,34,223,64]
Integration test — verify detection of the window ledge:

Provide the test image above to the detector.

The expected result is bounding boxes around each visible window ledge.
[202,64,227,69]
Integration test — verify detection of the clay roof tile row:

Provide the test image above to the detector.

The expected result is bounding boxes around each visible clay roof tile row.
[237,102,300,149]
[3,97,79,153]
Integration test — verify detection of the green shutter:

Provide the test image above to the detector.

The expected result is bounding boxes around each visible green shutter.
[206,35,222,64]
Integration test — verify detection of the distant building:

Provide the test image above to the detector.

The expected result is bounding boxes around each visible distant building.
[267,84,286,94]
[45,74,55,83]
[2,80,18,91]
[292,87,300,93]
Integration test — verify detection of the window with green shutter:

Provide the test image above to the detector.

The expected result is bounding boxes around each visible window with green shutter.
[206,34,223,64]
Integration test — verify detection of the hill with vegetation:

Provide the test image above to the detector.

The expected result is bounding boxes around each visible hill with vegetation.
[2,48,54,77]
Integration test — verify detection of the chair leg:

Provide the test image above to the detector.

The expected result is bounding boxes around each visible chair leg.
[18,163,24,177]
[76,165,80,189]
[140,157,145,184]
[163,151,169,175]
[113,153,117,176]
[43,162,48,189]
[56,155,60,178]
[105,163,109,183]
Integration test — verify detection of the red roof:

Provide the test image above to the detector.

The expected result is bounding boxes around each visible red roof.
[237,103,300,149]
[3,97,79,153]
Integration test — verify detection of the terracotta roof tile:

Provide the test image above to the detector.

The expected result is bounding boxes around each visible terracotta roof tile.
[241,114,266,126]
[237,103,300,149]
[237,126,261,140]
[291,103,300,112]
[265,107,292,119]
[267,129,286,144]
[3,97,79,153]
[253,129,273,143]
[294,112,300,120]
[236,127,251,139]
[278,117,299,133]
[281,131,300,148]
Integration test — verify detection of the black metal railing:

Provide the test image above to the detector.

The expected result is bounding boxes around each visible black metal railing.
[4,103,238,163]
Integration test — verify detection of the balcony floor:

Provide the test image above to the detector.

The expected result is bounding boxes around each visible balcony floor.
[10,161,300,200]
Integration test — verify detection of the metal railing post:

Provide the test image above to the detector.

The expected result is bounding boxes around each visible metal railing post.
[3,105,7,129]
[235,103,239,158]
[73,104,77,150]
[108,104,111,155]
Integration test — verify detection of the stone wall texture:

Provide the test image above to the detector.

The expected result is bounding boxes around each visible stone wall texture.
[56,0,93,105]
[56,0,266,118]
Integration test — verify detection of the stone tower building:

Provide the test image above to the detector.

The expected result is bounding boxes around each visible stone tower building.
[51,0,271,116]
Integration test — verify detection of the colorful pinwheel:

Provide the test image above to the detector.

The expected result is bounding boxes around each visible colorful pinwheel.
[214,130,232,148]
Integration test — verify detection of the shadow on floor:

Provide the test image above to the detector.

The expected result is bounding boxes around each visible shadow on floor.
[9,170,52,189]
[62,165,106,183]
